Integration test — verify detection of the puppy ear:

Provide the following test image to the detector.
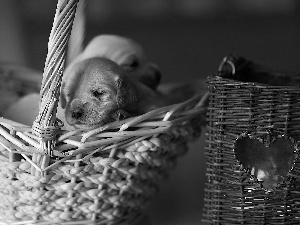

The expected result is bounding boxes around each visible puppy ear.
[115,75,138,110]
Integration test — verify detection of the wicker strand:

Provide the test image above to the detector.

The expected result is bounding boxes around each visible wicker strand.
[31,0,78,177]
[9,130,16,162]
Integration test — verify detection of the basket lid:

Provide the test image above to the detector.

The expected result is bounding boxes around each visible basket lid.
[217,54,300,88]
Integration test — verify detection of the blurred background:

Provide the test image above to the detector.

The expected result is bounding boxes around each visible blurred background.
[0,0,299,224]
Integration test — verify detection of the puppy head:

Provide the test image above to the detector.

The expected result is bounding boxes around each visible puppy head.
[61,57,138,128]
[80,35,161,90]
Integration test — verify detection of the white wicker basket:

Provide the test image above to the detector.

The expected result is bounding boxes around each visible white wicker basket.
[0,0,207,224]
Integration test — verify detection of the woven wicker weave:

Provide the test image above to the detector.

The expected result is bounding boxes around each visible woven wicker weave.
[0,0,206,224]
[203,55,300,224]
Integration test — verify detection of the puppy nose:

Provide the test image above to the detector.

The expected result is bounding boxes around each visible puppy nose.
[72,108,83,119]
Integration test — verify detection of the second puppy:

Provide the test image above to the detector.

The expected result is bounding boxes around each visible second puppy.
[61,57,166,128]
[72,34,161,90]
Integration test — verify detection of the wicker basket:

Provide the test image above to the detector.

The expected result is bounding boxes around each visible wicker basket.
[203,55,300,224]
[0,1,207,224]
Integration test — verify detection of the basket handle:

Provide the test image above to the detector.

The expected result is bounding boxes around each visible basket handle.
[32,0,79,155]
[218,55,237,76]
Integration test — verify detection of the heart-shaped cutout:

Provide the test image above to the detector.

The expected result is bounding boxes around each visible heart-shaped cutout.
[234,133,297,191]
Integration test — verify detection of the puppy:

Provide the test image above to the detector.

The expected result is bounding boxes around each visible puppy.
[0,62,42,116]
[72,34,161,90]
[3,93,73,130]
[61,57,166,128]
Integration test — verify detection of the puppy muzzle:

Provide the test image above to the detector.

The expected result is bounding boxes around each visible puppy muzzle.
[65,99,87,126]
[65,98,120,128]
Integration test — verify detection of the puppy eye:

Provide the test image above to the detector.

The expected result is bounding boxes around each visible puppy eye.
[122,59,139,71]
[128,60,139,68]
[92,90,105,98]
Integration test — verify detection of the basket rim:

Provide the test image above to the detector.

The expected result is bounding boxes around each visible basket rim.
[209,74,300,91]
[0,92,207,162]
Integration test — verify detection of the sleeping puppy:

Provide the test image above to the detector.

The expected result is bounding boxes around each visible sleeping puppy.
[73,34,161,90]
[61,57,166,128]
